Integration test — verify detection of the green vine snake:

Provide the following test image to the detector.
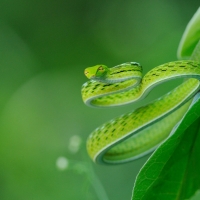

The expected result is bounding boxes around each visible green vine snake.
[81,43,200,165]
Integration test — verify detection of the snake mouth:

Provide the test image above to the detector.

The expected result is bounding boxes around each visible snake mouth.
[89,75,95,79]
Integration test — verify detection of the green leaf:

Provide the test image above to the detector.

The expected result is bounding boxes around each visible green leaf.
[177,7,200,59]
[132,92,200,200]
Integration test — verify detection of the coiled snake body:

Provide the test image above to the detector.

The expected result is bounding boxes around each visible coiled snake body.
[81,61,200,164]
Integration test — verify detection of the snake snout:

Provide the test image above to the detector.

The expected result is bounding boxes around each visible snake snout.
[84,69,95,79]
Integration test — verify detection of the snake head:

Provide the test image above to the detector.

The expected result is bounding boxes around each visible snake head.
[84,65,109,80]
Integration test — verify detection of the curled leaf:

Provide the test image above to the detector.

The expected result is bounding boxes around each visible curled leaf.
[177,7,200,59]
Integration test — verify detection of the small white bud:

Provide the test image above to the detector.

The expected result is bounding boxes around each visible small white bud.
[56,156,69,170]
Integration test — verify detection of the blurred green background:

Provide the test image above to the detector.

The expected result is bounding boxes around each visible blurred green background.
[0,1,199,199]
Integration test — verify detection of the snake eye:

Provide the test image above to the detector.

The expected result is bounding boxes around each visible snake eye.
[98,66,104,71]
[95,65,108,78]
